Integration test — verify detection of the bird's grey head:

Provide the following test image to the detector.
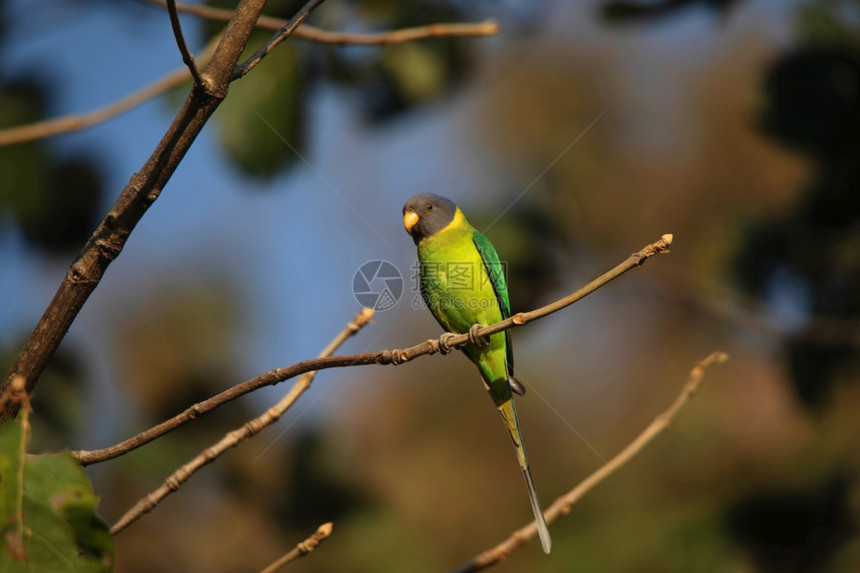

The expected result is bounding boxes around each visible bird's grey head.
[402,193,458,244]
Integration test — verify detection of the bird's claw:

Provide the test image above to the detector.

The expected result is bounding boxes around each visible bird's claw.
[468,323,490,347]
[438,332,457,355]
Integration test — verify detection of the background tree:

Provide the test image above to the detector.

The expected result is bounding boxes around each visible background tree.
[2,0,859,571]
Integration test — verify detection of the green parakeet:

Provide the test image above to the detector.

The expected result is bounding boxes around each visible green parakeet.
[402,193,552,554]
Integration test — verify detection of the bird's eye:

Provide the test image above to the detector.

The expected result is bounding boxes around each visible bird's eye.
[427,204,433,210]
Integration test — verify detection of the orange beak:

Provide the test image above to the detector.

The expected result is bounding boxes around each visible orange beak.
[403,211,419,235]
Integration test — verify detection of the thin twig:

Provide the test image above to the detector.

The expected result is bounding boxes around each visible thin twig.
[232,0,327,80]
[109,309,374,534]
[0,8,499,149]
[259,522,334,573]
[0,35,221,148]
[74,234,673,466]
[145,0,499,45]
[451,350,729,573]
[166,0,204,86]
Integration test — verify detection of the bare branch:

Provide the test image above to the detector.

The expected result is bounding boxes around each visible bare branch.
[232,0,326,80]
[166,0,204,86]
[0,36,220,147]
[108,309,374,534]
[74,234,672,466]
[0,0,278,422]
[146,0,499,45]
[259,522,334,573]
[0,3,498,148]
[451,350,729,573]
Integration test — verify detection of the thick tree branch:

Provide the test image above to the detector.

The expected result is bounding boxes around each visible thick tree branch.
[259,522,334,573]
[451,350,728,573]
[0,36,220,147]
[232,0,326,80]
[146,0,499,45]
[166,0,204,86]
[0,0,306,422]
[108,309,374,534]
[74,234,672,466]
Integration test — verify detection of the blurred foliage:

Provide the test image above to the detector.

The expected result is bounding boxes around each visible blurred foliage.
[321,0,473,122]
[588,0,860,570]
[201,0,307,178]
[727,476,855,572]
[0,81,48,208]
[22,156,102,252]
[0,410,114,572]
[0,0,104,255]
[468,206,562,312]
[736,37,860,409]
[197,0,477,178]
[799,0,860,52]
[109,281,243,426]
[283,432,369,528]
[0,79,104,254]
[759,46,860,157]
[5,0,860,571]
[0,343,86,452]
[218,42,305,178]
[600,0,741,25]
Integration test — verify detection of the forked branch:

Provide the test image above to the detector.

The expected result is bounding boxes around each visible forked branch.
[232,0,326,80]
[147,0,499,45]
[0,2,498,148]
[166,0,204,86]
[74,234,672,466]
[109,309,374,534]
[0,0,317,422]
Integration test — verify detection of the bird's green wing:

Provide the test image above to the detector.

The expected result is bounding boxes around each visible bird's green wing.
[472,231,514,375]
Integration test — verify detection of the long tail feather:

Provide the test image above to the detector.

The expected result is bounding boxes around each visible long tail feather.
[498,399,552,554]
[509,375,526,396]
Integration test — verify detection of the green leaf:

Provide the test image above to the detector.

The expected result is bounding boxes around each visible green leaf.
[0,411,26,560]
[0,412,114,572]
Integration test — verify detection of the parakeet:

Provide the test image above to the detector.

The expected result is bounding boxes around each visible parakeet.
[402,193,552,554]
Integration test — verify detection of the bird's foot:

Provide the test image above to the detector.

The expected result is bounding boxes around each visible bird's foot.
[438,332,457,355]
[468,323,490,347]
